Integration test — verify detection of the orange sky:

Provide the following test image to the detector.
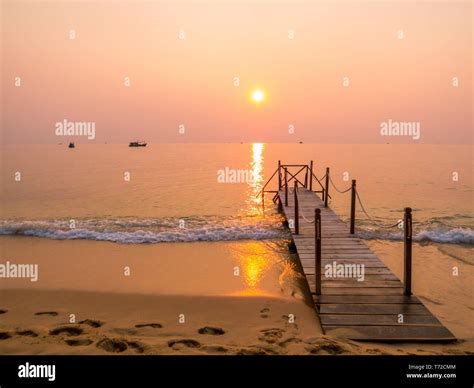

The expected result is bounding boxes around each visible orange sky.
[1,0,472,144]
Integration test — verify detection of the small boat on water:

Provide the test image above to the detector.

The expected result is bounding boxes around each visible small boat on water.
[68,142,75,148]
[129,141,147,147]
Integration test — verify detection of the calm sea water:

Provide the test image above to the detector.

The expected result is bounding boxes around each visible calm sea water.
[1,144,473,337]
[1,143,472,246]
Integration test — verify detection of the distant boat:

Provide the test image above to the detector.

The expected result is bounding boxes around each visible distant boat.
[68,142,75,148]
[129,141,147,147]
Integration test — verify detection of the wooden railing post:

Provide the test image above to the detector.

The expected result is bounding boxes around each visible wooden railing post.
[284,168,288,206]
[350,179,356,234]
[315,208,321,295]
[324,167,330,207]
[404,207,412,296]
[278,160,282,190]
[294,181,299,234]
[304,166,308,188]
[309,160,313,191]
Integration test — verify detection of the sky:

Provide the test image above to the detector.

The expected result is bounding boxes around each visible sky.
[1,0,472,144]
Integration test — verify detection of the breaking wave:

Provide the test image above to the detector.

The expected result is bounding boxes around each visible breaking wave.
[0,216,288,243]
[358,227,474,244]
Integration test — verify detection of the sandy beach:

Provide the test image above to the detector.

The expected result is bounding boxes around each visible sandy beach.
[1,236,472,356]
[1,289,472,356]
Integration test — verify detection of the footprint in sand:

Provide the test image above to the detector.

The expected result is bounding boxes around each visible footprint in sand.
[260,308,270,319]
[201,345,228,354]
[96,338,128,353]
[49,326,83,336]
[237,346,279,355]
[79,319,103,328]
[65,338,93,347]
[35,311,58,317]
[16,329,39,337]
[258,328,284,344]
[366,348,388,355]
[198,326,225,335]
[127,341,147,354]
[135,323,162,329]
[168,339,201,350]
[0,309,7,314]
[305,340,347,355]
[0,332,12,340]
[279,337,302,347]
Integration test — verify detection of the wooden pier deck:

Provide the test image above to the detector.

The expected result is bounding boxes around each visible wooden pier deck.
[272,167,456,342]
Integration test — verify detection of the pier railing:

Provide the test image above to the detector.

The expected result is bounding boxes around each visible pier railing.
[257,160,331,208]
[260,161,414,297]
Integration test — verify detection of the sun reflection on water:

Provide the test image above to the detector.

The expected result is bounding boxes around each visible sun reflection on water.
[229,144,300,297]
[232,241,272,296]
[244,143,265,216]
[226,240,301,297]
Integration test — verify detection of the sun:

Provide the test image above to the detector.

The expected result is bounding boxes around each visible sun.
[251,89,265,104]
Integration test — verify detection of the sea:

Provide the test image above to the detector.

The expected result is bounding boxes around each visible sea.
[0,143,472,337]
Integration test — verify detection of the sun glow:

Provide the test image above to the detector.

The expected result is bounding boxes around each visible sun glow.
[251,89,265,104]
[244,143,265,215]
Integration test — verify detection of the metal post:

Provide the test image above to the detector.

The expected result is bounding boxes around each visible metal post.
[404,207,412,296]
[278,160,281,190]
[324,167,330,207]
[315,208,321,295]
[294,181,299,235]
[284,168,288,206]
[309,160,313,191]
[350,179,356,234]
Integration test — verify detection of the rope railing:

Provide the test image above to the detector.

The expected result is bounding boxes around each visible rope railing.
[301,212,315,224]
[329,175,352,194]
[355,188,402,229]
[323,169,405,233]
[355,188,373,220]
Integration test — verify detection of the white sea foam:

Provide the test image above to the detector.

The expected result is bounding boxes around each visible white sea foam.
[0,217,288,243]
[0,218,472,244]
[358,227,474,244]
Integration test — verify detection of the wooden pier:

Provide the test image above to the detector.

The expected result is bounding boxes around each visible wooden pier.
[261,162,456,342]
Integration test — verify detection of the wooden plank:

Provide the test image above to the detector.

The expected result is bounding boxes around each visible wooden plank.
[317,281,403,288]
[304,273,399,281]
[319,314,441,326]
[317,287,406,295]
[323,325,456,342]
[299,254,379,260]
[301,260,387,267]
[318,303,431,315]
[316,277,401,284]
[305,267,393,275]
[314,295,421,304]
